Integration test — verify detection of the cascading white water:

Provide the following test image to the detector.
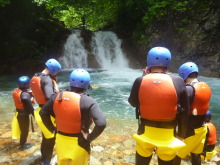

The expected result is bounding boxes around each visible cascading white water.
[91,31,129,69]
[59,30,129,69]
[59,30,88,69]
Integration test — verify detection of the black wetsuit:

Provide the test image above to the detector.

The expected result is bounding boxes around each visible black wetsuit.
[128,73,190,165]
[17,89,34,146]
[32,72,57,163]
[40,91,106,153]
[183,82,207,165]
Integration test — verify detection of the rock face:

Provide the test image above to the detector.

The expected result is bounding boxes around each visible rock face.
[168,5,220,77]
[118,1,220,78]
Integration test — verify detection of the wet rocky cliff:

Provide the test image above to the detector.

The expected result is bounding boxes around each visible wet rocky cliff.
[118,1,220,77]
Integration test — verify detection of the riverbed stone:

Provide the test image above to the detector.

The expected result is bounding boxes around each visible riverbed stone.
[123,139,135,148]
[92,145,104,152]
[90,155,102,165]
[103,160,114,165]
[1,131,12,138]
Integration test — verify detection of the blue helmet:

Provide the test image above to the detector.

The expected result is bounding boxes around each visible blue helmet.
[147,47,171,68]
[69,69,90,89]
[205,111,212,122]
[18,76,30,89]
[178,62,199,80]
[45,59,61,75]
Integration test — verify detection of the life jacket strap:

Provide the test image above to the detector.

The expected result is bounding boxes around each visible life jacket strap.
[57,131,81,137]
[140,118,177,129]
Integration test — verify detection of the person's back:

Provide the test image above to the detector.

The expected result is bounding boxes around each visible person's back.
[40,69,106,165]
[203,111,217,161]
[175,62,212,165]
[128,47,189,165]
[30,59,61,106]
[30,58,61,165]
[12,76,34,150]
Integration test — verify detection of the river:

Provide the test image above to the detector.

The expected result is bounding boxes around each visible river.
[0,30,219,164]
[0,69,220,164]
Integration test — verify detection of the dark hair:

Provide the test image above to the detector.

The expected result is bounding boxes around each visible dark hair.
[70,86,86,93]
[188,72,198,78]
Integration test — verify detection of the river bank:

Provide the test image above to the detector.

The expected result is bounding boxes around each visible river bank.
[0,118,219,165]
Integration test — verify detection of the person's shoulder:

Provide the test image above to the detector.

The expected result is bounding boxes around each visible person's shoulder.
[134,76,143,83]
[81,94,97,103]
[32,72,49,80]
[40,74,51,82]
[20,91,31,99]
[169,74,184,81]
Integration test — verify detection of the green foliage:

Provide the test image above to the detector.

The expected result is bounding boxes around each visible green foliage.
[141,0,190,25]
[34,0,120,30]
[0,0,10,6]
[0,0,68,73]
[33,0,211,44]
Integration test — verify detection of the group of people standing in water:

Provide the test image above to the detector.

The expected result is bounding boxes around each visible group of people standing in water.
[11,46,217,165]
[129,47,217,165]
[12,59,106,165]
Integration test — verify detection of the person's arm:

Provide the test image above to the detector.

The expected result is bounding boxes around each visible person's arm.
[177,85,194,138]
[40,94,56,133]
[186,85,194,105]
[171,76,190,139]
[177,80,190,138]
[41,76,55,100]
[20,92,34,115]
[128,77,142,107]
[81,96,106,142]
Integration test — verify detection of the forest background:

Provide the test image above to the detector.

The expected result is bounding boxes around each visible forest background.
[0,0,220,77]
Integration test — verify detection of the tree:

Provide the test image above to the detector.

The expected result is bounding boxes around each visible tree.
[34,0,120,30]
[0,0,10,6]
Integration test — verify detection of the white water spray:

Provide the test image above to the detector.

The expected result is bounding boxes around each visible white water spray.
[59,30,88,69]
[91,31,129,69]
[59,30,129,69]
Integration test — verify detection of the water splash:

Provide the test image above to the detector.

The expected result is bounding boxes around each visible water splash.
[91,31,129,69]
[59,30,129,70]
[59,30,88,69]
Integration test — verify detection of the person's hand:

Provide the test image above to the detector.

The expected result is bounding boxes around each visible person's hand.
[81,130,89,140]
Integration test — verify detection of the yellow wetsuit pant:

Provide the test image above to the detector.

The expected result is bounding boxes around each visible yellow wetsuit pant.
[133,126,186,161]
[12,112,21,139]
[56,133,89,165]
[177,125,207,158]
[34,107,55,139]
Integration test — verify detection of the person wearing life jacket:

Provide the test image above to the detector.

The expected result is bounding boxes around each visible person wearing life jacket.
[40,69,106,165]
[128,47,190,165]
[175,62,212,165]
[203,111,217,161]
[30,58,61,165]
[12,76,34,150]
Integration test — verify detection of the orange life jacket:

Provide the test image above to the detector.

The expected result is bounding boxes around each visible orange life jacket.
[190,82,211,115]
[30,76,59,105]
[12,89,24,110]
[139,74,178,121]
[53,91,81,134]
[207,122,217,145]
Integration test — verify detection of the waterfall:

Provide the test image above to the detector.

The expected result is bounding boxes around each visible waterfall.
[59,30,88,69]
[59,30,129,70]
[91,31,129,69]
